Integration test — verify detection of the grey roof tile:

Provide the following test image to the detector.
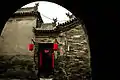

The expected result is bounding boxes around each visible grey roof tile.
[39,23,54,30]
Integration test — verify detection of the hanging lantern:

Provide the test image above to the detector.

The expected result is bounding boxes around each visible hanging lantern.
[53,43,58,50]
[28,44,34,51]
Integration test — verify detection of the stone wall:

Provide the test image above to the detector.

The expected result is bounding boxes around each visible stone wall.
[0,17,37,79]
[0,16,36,56]
[0,55,37,79]
[54,25,91,80]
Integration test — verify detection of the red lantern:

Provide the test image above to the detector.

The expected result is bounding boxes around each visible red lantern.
[28,44,34,51]
[53,43,58,50]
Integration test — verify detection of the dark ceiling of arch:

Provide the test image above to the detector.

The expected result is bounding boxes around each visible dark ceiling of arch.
[0,0,119,79]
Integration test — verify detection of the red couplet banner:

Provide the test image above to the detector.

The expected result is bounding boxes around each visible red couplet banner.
[40,52,42,67]
[52,53,54,68]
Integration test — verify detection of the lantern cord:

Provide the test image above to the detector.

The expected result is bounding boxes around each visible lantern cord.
[31,38,35,44]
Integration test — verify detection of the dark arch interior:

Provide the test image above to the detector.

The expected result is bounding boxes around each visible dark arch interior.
[0,0,118,80]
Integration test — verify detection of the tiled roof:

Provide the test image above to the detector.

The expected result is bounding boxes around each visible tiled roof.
[33,18,80,35]
[11,5,43,23]
[33,23,59,35]
[55,18,80,32]
[39,23,55,30]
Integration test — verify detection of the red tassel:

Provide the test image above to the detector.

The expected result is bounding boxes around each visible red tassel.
[28,44,34,51]
[40,52,42,67]
[53,43,58,50]
[52,53,54,68]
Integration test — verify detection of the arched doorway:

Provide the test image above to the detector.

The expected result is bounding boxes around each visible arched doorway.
[0,0,95,79]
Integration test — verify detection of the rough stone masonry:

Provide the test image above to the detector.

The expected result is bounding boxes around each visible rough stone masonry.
[53,24,91,80]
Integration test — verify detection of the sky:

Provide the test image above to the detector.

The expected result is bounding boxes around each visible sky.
[22,1,73,23]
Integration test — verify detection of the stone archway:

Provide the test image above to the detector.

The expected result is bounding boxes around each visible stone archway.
[0,0,94,79]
